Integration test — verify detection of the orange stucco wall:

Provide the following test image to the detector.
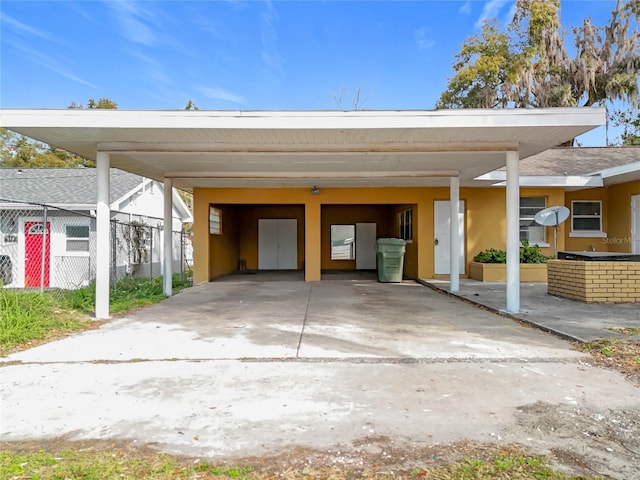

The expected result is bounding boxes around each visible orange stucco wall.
[563,180,639,253]
[605,180,640,253]
[192,185,567,284]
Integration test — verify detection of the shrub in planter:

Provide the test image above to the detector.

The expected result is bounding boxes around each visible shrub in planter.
[473,248,506,263]
[473,240,550,264]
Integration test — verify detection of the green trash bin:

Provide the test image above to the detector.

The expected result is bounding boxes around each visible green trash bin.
[376,238,406,283]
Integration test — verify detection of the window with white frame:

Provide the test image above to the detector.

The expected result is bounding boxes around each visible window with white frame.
[571,201,603,236]
[66,225,90,252]
[209,206,222,235]
[520,197,546,245]
[399,208,413,241]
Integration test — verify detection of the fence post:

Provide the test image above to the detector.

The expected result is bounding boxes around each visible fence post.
[149,225,153,280]
[39,206,48,293]
[180,231,185,281]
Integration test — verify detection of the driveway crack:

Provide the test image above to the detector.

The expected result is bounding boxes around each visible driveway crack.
[296,283,313,357]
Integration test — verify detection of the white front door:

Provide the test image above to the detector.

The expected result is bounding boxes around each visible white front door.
[258,219,297,270]
[632,195,640,254]
[434,200,465,274]
[355,223,377,269]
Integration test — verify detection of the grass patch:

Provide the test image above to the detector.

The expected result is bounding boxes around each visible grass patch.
[0,289,87,355]
[607,327,640,336]
[0,449,253,480]
[1,274,191,355]
[577,337,640,385]
[0,448,604,480]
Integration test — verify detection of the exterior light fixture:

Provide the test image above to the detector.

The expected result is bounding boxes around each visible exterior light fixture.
[311,186,320,195]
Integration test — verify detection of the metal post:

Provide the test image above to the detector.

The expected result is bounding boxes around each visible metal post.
[95,151,110,319]
[149,225,153,280]
[163,177,173,296]
[506,150,520,313]
[449,176,460,293]
[39,206,48,293]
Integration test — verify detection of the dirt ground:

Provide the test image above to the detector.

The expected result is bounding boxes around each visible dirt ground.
[3,397,639,479]
[3,332,639,478]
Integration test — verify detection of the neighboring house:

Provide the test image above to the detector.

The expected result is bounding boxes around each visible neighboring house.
[478,146,640,256]
[0,168,192,288]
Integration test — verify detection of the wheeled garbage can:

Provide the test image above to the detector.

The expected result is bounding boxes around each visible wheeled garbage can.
[376,238,406,283]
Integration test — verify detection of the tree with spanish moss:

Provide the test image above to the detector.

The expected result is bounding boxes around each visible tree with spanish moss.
[437,0,639,111]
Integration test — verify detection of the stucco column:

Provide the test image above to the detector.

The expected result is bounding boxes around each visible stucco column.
[305,200,321,281]
[506,150,520,313]
[449,176,460,292]
[163,177,173,297]
[95,152,110,319]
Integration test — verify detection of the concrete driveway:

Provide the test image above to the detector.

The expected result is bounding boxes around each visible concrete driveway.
[2,274,639,478]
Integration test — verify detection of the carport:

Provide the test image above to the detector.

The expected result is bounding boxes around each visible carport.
[0,107,605,319]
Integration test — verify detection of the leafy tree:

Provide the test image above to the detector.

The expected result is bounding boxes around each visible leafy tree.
[611,105,640,145]
[184,100,199,110]
[68,97,118,109]
[437,0,639,110]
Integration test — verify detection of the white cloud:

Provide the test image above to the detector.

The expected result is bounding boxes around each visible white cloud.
[474,0,511,29]
[8,40,97,88]
[106,1,159,46]
[459,1,472,15]
[2,13,61,43]
[414,27,435,50]
[198,86,245,104]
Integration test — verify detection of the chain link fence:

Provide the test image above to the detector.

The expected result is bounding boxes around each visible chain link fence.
[0,199,192,291]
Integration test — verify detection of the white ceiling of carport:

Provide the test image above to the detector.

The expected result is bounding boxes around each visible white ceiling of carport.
[1,108,605,190]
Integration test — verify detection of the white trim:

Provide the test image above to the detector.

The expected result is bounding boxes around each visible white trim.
[593,160,640,179]
[474,170,605,187]
[569,231,607,238]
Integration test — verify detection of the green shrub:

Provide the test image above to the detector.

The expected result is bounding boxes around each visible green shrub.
[473,240,550,264]
[473,248,507,263]
[519,239,551,264]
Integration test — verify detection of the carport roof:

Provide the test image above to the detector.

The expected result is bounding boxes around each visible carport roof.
[1,107,605,190]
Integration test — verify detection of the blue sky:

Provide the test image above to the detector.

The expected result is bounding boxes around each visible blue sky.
[0,0,624,144]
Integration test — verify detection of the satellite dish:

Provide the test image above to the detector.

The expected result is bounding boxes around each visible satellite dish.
[534,206,570,258]
[534,206,570,226]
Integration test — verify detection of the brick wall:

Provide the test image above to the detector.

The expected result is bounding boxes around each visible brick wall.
[548,260,640,303]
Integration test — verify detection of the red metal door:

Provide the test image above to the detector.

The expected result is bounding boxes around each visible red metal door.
[24,221,50,287]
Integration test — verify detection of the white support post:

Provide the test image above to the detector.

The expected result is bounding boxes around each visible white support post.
[163,177,173,297]
[95,152,110,319]
[449,176,460,293]
[506,150,520,313]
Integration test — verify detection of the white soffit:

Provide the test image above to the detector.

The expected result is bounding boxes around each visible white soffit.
[0,108,606,189]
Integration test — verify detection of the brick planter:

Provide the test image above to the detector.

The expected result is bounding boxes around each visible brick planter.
[547,259,640,303]
[469,262,548,282]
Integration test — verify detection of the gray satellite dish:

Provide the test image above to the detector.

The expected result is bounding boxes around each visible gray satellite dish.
[534,206,570,258]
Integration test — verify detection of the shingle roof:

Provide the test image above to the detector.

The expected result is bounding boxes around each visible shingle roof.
[0,168,145,205]
[515,146,640,176]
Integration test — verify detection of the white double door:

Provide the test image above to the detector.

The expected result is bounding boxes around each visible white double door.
[258,219,297,270]
[434,200,465,274]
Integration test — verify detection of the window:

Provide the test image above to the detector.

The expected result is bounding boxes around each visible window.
[209,206,222,235]
[1,217,17,244]
[330,225,355,260]
[66,225,90,252]
[520,197,546,245]
[399,208,413,241]
[571,201,604,237]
